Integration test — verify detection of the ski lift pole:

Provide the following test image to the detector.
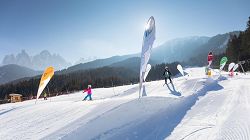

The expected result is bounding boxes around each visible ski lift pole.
[47,86,51,102]
[139,72,145,98]
[111,78,116,96]
[239,61,246,75]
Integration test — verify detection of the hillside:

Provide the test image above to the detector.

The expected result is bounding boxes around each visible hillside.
[1,67,249,139]
[60,32,239,74]
[0,62,180,100]
[188,31,240,66]
[109,57,157,73]
[60,55,136,74]
[151,36,210,63]
[0,64,41,85]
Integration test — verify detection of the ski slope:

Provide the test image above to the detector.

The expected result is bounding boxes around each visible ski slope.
[0,67,250,140]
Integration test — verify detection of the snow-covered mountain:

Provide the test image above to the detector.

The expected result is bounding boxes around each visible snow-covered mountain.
[1,67,249,139]
[2,50,71,71]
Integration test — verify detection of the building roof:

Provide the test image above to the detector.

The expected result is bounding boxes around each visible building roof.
[9,94,22,97]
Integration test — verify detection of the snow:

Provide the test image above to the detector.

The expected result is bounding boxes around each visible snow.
[0,67,250,140]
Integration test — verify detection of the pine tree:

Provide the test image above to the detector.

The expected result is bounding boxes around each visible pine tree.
[247,16,250,32]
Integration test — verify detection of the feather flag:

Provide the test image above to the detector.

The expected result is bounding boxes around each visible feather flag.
[177,64,184,76]
[219,57,228,71]
[36,66,54,103]
[139,16,156,98]
[228,62,235,72]
[144,64,152,81]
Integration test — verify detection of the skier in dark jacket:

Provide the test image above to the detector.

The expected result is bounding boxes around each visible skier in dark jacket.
[163,66,172,84]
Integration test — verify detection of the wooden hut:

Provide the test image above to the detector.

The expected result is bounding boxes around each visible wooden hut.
[9,94,22,103]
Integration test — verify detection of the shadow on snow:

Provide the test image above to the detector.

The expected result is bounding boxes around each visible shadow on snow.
[105,78,224,140]
[166,82,182,97]
[46,77,225,140]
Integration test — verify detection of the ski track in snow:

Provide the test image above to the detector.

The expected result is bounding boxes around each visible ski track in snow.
[52,69,223,140]
[168,73,250,140]
[1,67,250,140]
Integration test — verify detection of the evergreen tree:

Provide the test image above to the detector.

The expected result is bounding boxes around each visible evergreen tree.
[0,62,180,102]
[247,16,250,32]
[225,17,250,71]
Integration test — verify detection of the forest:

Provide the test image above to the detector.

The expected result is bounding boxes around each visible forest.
[0,62,180,101]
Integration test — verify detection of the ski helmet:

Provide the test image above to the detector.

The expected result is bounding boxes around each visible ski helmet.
[165,66,168,70]
[88,85,91,88]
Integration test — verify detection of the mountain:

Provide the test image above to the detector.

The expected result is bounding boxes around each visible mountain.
[2,50,71,71]
[151,31,240,66]
[74,57,98,65]
[57,32,234,74]
[60,36,209,74]
[195,31,240,55]
[0,64,41,85]
[59,55,136,74]
[3,50,32,68]
[32,50,71,70]
[109,57,157,73]
[188,31,240,66]
[151,36,210,63]
[2,32,238,76]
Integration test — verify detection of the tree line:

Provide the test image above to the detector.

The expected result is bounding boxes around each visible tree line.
[185,17,250,71]
[225,17,250,71]
[0,62,180,101]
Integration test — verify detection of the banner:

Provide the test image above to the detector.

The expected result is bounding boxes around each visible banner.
[139,16,156,98]
[219,57,228,71]
[144,64,152,81]
[228,62,235,72]
[36,66,54,103]
[233,64,239,72]
[177,64,184,76]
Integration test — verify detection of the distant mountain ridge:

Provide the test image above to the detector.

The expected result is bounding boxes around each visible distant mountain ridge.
[151,36,210,63]
[151,31,240,65]
[60,32,238,74]
[2,50,71,71]
[58,54,137,74]
[187,31,240,66]
[0,64,41,85]
[0,31,241,85]
[109,57,157,74]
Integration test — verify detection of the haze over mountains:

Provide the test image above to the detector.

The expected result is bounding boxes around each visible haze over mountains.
[0,64,41,85]
[151,31,239,64]
[1,50,71,71]
[63,31,239,74]
[0,31,240,85]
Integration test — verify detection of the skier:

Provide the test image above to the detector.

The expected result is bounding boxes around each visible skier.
[43,92,47,100]
[205,51,213,75]
[163,66,172,84]
[207,51,213,67]
[83,85,92,101]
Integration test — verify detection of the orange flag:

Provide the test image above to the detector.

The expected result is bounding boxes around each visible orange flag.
[36,66,54,103]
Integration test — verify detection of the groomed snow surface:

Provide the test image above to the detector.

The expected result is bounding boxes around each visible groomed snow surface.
[1,67,250,140]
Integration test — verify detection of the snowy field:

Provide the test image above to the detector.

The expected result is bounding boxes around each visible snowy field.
[0,67,250,140]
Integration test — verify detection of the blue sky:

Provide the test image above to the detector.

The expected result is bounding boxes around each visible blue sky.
[0,0,249,63]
